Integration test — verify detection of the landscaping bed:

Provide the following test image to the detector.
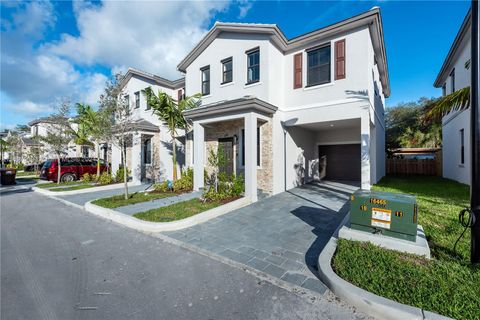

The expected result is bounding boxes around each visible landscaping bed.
[91,191,181,209]
[332,176,479,320]
[133,197,239,222]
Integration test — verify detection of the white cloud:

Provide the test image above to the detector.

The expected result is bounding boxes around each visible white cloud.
[47,1,232,79]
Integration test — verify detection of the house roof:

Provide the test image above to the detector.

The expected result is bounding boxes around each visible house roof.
[177,7,390,97]
[28,117,56,126]
[120,68,185,91]
[183,96,278,120]
[127,119,160,133]
[21,137,43,146]
[434,8,472,88]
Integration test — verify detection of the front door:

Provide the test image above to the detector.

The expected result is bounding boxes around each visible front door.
[218,138,234,176]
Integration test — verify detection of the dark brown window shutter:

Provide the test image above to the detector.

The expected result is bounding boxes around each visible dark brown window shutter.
[335,39,346,80]
[177,89,183,101]
[293,53,302,89]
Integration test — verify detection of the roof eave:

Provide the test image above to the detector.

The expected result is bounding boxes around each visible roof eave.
[433,8,472,88]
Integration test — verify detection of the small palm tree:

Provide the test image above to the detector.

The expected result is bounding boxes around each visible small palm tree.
[143,87,200,181]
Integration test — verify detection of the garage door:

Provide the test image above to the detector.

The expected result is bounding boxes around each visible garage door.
[318,144,361,181]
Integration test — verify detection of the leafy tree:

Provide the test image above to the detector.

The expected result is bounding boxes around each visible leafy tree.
[385,97,441,152]
[143,87,200,181]
[5,131,23,165]
[207,144,229,192]
[38,100,74,184]
[99,73,132,200]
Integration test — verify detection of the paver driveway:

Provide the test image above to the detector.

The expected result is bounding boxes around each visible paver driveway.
[165,180,359,295]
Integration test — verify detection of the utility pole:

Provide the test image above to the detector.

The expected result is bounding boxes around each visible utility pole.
[471,0,480,263]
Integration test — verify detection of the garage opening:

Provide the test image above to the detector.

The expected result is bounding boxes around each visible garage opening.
[318,144,361,181]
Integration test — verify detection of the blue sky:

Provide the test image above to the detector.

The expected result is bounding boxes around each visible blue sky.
[0,1,471,130]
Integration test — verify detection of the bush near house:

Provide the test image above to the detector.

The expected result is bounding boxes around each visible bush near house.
[332,176,479,320]
[115,167,130,183]
[153,168,193,193]
[202,173,244,202]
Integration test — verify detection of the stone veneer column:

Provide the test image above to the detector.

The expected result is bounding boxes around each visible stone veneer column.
[193,122,205,191]
[244,113,258,202]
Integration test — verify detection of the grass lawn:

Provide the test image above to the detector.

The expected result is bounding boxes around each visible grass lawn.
[92,191,179,209]
[133,198,223,222]
[50,184,97,192]
[332,176,480,320]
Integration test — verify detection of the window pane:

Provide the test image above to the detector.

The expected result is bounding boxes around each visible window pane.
[307,45,331,86]
[247,50,260,83]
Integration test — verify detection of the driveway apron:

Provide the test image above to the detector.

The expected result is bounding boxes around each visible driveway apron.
[164,181,359,295]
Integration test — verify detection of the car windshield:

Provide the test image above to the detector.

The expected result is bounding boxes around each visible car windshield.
[42,160,52,169]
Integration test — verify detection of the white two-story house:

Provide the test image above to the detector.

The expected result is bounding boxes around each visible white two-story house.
[179,7,389,202]
[111,68,185,183]
[434,8,471,185]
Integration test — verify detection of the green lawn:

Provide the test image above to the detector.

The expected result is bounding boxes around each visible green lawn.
[332,176,480,320]
[49,184,97,192]
[133,198,222,222]
[15,171,39,177]
[92,191,178,209]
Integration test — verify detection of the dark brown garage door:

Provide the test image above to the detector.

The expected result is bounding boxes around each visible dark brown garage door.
[318,144,361,181]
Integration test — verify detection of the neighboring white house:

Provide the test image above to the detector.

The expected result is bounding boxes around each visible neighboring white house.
[434,8,471,186]
[179,7,389,202]
[111,68,185,183]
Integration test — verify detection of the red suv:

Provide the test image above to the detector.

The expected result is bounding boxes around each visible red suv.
[40,157,108,182]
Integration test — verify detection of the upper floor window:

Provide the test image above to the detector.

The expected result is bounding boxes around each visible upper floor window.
[134,91,140,108]
[246,48,260,84]
[222,57,233,84]
[307,44,331,87]
[450,69,455,93]
[201,66,210,95]
[125,94,130,108]
[442,83,446,96]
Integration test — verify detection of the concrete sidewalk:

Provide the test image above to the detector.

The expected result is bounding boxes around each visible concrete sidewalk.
[116,191,202,215]
[57,184,150,206]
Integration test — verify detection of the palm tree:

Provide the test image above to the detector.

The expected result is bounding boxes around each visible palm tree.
[75,103,111,177]
[143,87,200,181]
[425,59,471,121]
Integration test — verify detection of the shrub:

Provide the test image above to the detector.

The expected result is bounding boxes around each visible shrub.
[173,168,193,192]
[82,173,94,183]
[98,172,114,185]
[115,167,130,183]
[203,174,244,202]
[15,163,24,170]
[154,181,170,193]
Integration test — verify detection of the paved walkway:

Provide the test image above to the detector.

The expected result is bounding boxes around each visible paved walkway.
[117,191,202,215]
[57,184,150,206]
[164,181,359,295]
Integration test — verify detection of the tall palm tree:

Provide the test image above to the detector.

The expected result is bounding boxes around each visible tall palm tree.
[143,87,200,181]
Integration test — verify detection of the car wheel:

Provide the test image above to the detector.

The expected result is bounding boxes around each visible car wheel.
[60,173,76,183]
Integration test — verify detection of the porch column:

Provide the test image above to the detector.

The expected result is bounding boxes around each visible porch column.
[361,113,371,190]
[244,112,258,202]
[111,143,121,175]
[193,122,204,191]
[131,133,142,183]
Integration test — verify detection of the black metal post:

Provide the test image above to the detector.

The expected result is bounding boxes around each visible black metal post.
[471,0,480,264]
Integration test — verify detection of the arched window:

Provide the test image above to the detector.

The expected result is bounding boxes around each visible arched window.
[143,138,151,164]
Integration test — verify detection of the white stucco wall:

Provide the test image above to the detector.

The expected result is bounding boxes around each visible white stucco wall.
[439,29,471,185]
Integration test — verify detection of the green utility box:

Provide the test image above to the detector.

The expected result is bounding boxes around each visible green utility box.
[350,190,418,242]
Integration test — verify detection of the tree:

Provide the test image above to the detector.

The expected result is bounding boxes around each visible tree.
[38,100,74,184]
[99,73,132,200]
[425,59,471,122]
[5,131,23,165]
[142,87,200,181]
[75,103,112,178]
[385,97,441,152]
[207,144,229,192]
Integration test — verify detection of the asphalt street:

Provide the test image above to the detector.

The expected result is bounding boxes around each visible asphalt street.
[1,186,369,320]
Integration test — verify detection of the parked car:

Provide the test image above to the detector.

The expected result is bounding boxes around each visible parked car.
[40,157,108,182]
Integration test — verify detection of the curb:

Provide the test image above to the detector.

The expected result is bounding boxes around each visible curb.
[317,215,454,320]
[32,181,142,196]
[84,197,251,232]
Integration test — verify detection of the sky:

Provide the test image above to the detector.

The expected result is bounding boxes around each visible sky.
[0,0,471,131]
